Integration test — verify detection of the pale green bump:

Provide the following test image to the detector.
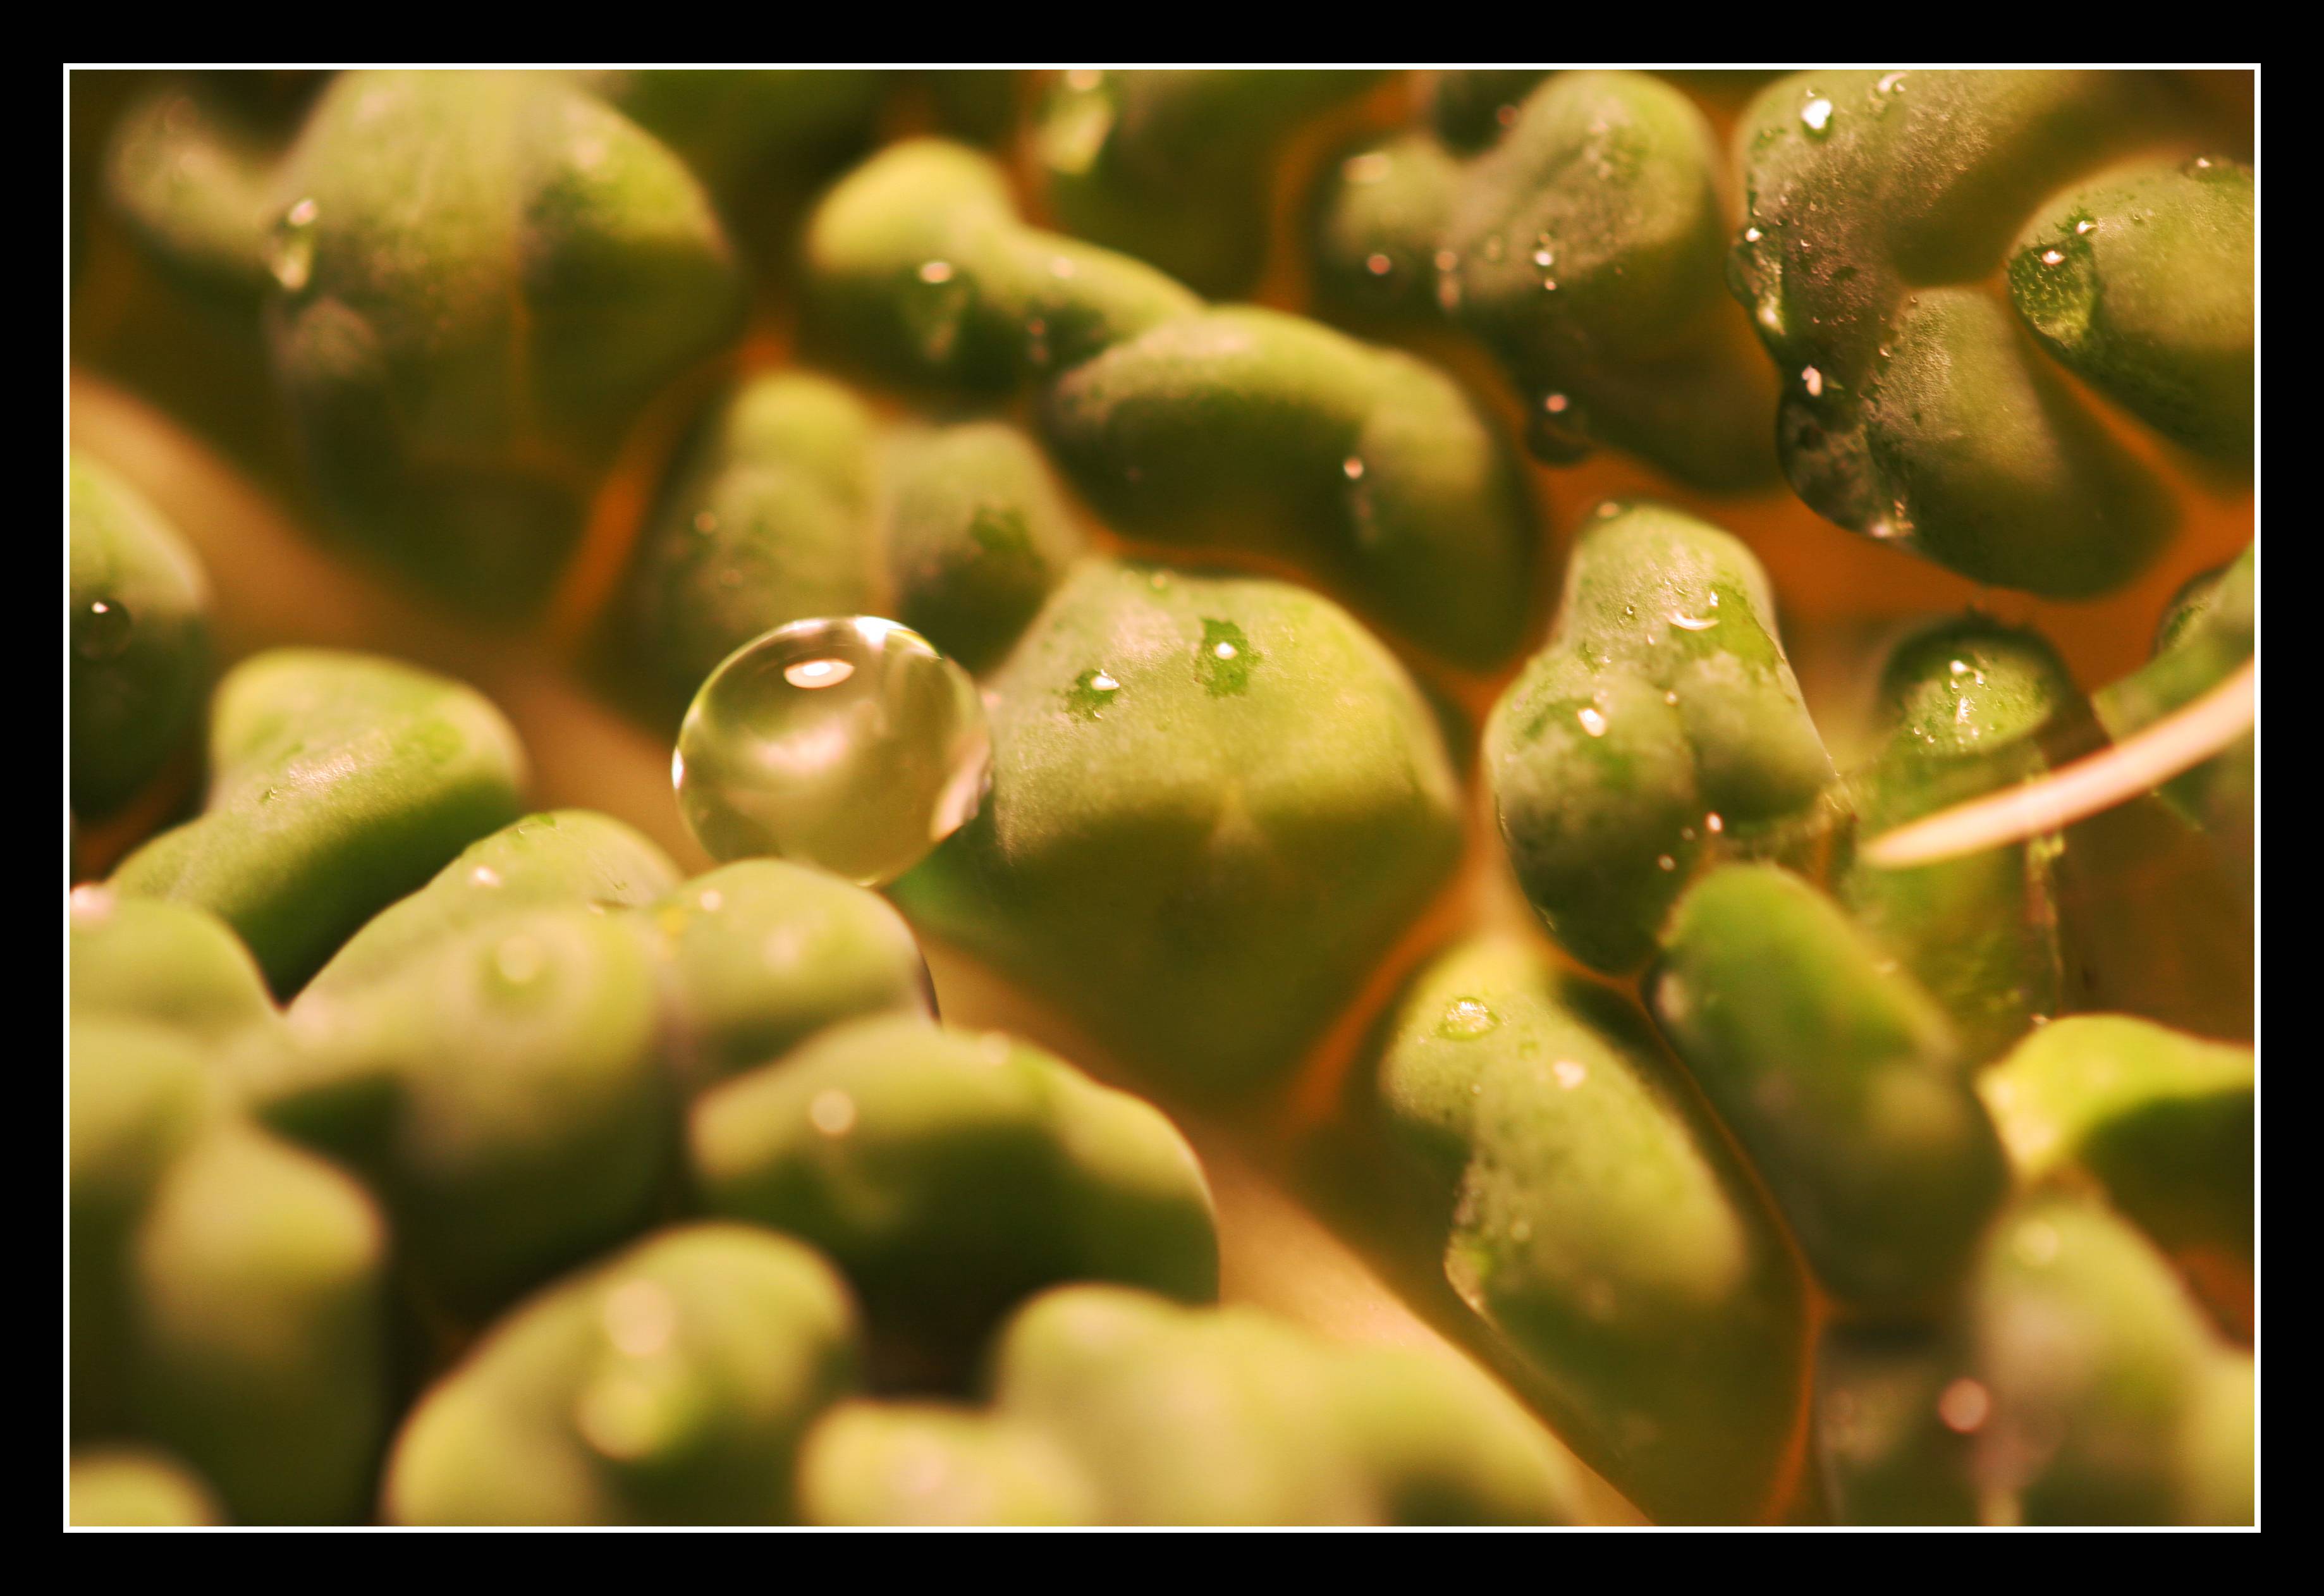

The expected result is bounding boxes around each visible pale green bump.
[70,1015,390,1525]
[1376,934,1807,1523]
[689,1014,1215,1381]
[256,70,743,608]
[1486,502,1832,973]
[112,649,527,995]
[1981,1015,2253,1273]
[1649,864,2008,1313]
[384,1224,862,1525]
[801,1285,1578,1526]
[891,560,1464,1096]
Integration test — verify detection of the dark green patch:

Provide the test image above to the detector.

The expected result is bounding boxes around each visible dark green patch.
[1196,619,1261,697]
[1063,667,1121,721]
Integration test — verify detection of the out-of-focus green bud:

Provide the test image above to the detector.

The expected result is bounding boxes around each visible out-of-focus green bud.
[1980,1016,2253,1278]
[111,649,527,995]
[1375,935,1806,1523]
[881,420,1086,673]
[70,1017,389,1525]
[245,835,929,1317]
[70,454,211,820]
[384,1224,861,1525]
[1044,305,1536,668]
[1036,70,1385,297]
[619,373,1086,718]
[582,69,883,221]
[255,70,742,608]
[258,905,670,1318]
[1316,72,1778,488]
[641,859,935,1091]
[800,1403,1098,1525]
[1816,1196,2253,1524]
[1649,864,2008,1314]
[690,1016,1216,1382]
[70,1446,226,1526]
[1839,617,2076,1061]
[806,139,1199,393]
[621,373,881,718]
[1727,70,2244,594]
[801,1285,1579,1525]
[892,560,1464,1096]
[1485,503,1832,973]
[70,890,278,1045]
[300,809,680,1002]
[803,140,1536,668]
[103,85,283,310]
[2009,157,2254,459]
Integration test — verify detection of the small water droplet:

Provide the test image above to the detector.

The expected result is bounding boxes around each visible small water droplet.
[1801,95,1835,137]
[1364,252,1392,277]
[1551,1060,1588,1090]
[917,260,955,284]
[1801,365,1825,398]
[1342,456,1366,481]
[1438,997,1500,1039]
[75,598,134,660]
[2039,247,2065,266]
[1577,706,1608,737]
[675,617,991,887]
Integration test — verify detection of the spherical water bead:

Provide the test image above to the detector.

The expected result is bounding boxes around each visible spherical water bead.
[673,617,991,887]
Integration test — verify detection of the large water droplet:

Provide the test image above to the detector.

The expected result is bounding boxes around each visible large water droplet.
[674,617,991,887]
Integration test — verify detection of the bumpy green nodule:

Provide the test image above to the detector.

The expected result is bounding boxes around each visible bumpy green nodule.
[621,371,1086,718]
[892,560,1464,1096]
[690,1014,1217,1382]
[249,831,929,1318]
[70,1446,227,1526]
[1376,935,1806,1523]
[243,71,742,608]
[69,1007,389,1525]
[1485,502,1832,973]
[1649,864,2008,1313]
[2009,156,2254,459]
[70,454,212,820]
[803,139,1536,668]
[1981,1016,2253,1277]
[111,649,527,996]
[1314,71,1777,488]
[1037,70,1385,298]
[1816,1196,2252,1525]
[800,1285,1579,1526]
[1729,70,2242,594]
[384,1224,862,1525]
[1839,617,2076,1062]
